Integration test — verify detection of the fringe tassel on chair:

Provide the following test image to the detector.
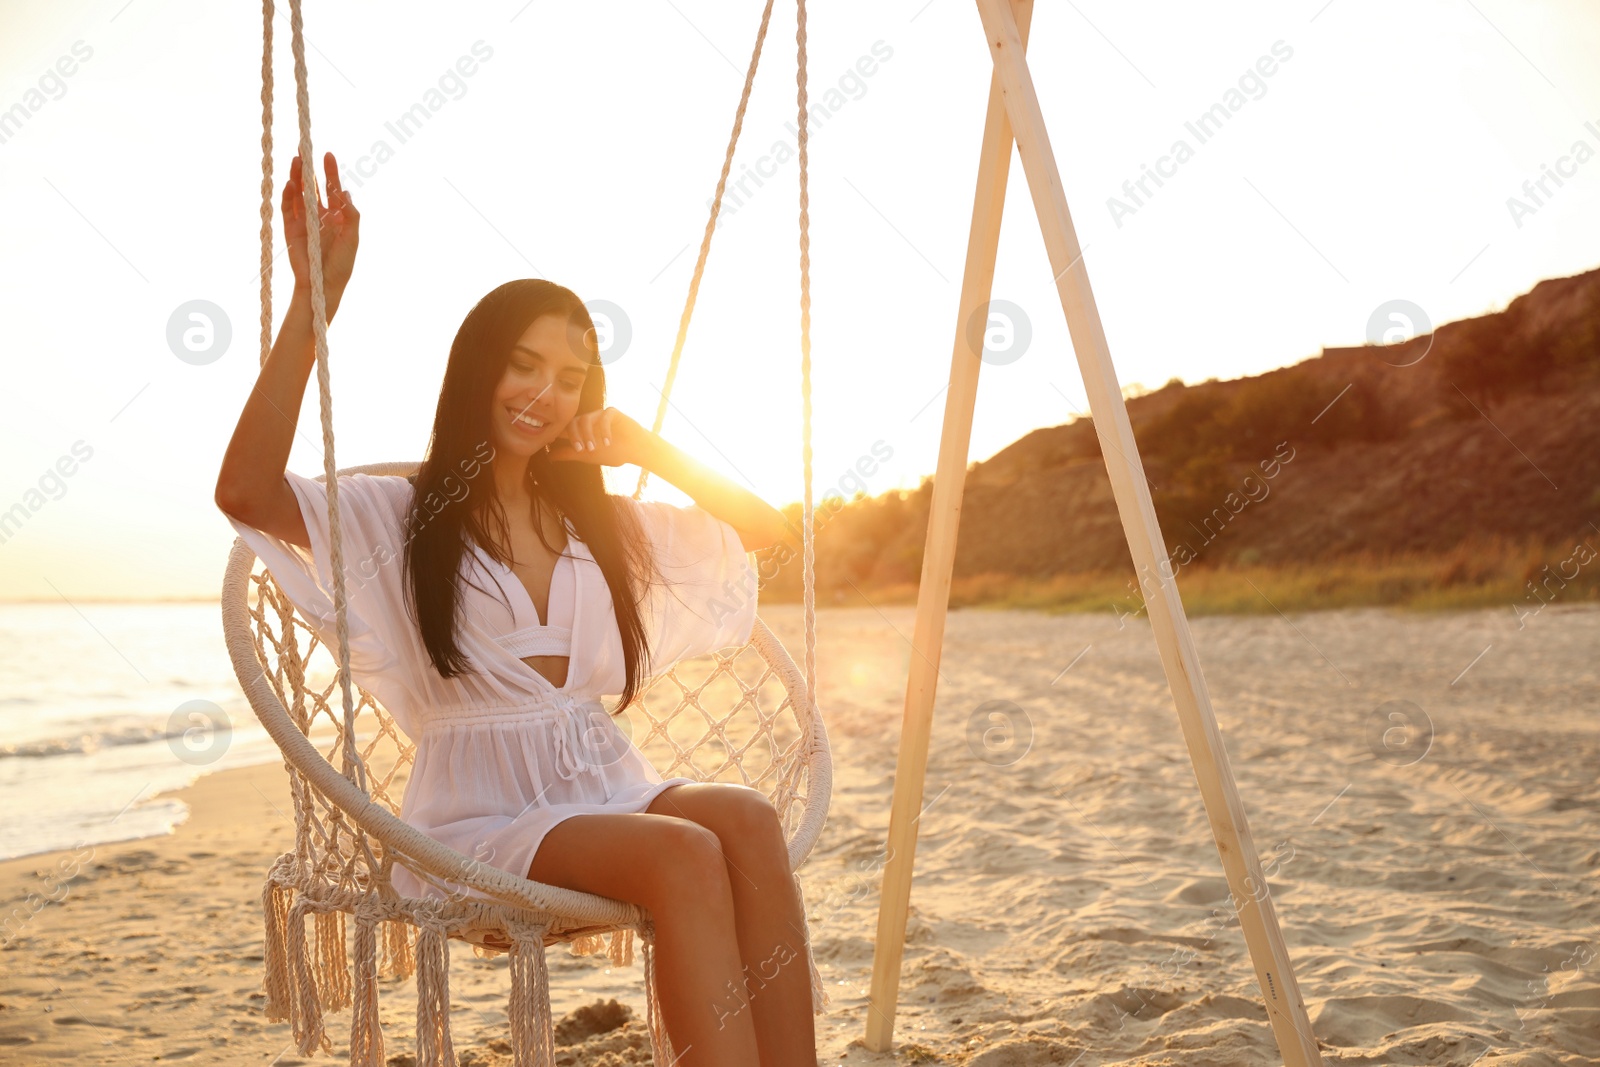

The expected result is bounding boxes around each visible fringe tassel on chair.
[262,879,295,1023]
[566,931,603,958]
[349,911,385,1067]
[382,917,415,981]
[413,919,457,1067]
[567,926,635,967]
[791,871,831,1012]
[314,908,352,1012]
[287,899,333,1055]
[638,918,676,1065]
[806,937,828,1014]
[607,927,634,967]
[506,921,554,1067]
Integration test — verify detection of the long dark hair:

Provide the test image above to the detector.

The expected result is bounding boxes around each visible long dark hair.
[398,279,662,713]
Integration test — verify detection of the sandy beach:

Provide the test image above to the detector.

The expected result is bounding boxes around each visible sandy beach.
[2,602,1596,1065]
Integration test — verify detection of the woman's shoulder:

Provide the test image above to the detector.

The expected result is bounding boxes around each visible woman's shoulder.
[356,471,419,499]
[606,492,660,526]
[287,470,416,528]
[608,494,744,570]
[608,494,695,539]
[362,473,419,523]
[609,494,701,522]
[292,469,416,492]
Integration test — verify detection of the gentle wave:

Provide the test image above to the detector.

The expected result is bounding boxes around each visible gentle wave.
[0,718,248,759]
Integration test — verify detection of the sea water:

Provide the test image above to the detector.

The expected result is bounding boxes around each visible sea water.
[0,602,345,861]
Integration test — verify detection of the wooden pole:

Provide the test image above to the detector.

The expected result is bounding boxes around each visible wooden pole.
[969,0,1323,1061]
[863,0,1035,1050]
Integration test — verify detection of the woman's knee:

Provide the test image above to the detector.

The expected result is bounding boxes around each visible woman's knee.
[642,818,734,912]
[727,786,784,838]
[525,811,729,912]
[715,786,790,868]
[658,782,787,856]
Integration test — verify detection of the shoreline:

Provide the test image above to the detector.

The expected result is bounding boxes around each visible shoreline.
[0,757,297,940]
[5,600,1597,874]
[10,600,1597,873]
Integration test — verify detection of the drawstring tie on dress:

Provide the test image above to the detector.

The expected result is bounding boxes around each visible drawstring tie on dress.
[549,697,612,782]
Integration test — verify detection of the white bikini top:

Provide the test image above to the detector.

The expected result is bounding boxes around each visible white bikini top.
[498,552,575,658]
[462,541,577,659]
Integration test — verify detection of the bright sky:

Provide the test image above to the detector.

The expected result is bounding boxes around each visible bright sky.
[1,0,1597,601]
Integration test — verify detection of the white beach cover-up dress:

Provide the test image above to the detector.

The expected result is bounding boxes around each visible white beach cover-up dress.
[226,470,759,902]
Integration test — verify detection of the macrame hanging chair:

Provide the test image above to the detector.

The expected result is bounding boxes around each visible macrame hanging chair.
[220,1,832,1063]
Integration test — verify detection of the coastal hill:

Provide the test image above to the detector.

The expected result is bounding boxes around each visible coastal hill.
[759,263,1600,612]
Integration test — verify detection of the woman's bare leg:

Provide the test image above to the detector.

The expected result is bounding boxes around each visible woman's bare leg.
[526,811,760,1065]
[648,783,819,1066]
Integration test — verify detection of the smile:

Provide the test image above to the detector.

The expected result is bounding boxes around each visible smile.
[508,407,547,435]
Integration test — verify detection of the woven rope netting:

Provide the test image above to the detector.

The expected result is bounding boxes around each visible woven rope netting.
[243,549,822,894]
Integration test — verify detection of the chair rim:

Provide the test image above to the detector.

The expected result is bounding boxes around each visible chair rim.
[221,459,833,929]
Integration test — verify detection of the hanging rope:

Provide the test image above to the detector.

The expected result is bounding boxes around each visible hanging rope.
[631,0,778,500]
[631,0,819,721]
[260,0,371,796]
[794,0,817,722]
[257,0,275,375]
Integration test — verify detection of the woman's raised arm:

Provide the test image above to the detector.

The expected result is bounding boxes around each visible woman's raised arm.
[549,407,790,552]
[214,152,359,549]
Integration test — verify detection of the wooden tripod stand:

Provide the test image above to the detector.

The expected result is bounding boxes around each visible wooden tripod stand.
[865,2,1323,1062]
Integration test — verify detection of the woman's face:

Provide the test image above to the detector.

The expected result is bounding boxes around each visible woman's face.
[491,312,593,459]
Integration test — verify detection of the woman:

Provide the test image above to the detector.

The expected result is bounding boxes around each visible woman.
[214,152,818,1065]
